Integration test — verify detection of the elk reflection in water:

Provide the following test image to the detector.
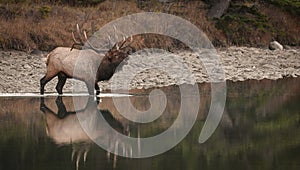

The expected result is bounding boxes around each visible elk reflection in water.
[40,96,130,169]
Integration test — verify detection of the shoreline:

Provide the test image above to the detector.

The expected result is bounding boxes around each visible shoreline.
[0,46,299,93]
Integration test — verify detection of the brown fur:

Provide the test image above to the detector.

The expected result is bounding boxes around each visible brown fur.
[40,47,128,95]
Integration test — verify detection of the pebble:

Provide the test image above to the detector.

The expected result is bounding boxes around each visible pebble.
[23,64,32,70]
[0,47,300,93]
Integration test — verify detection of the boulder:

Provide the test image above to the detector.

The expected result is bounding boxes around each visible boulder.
[283,45,292,50]
[207,0,231,19]
[269,41,283,50]
[30,49,43,55]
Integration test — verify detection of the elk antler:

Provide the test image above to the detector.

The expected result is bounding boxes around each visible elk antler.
[119,35,133,50]
[71,24,108,53]
[71,24,85,50]
[109,25,134,51]
[110,35,133,53]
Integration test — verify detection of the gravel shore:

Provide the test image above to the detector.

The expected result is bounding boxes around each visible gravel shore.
[0,46,299,93]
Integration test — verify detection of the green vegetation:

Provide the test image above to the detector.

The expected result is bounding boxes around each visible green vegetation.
[216,3,272,46]
[38,5,51,18]
[266,0,300,15]
[215,0,300,46]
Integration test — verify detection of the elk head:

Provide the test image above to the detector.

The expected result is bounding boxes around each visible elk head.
[105,35,133,65]
[72,23,133,65]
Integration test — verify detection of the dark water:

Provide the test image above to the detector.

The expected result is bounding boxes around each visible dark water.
[0,78,300,170]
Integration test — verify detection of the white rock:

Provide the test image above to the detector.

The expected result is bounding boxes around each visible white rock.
[269,41,283,51]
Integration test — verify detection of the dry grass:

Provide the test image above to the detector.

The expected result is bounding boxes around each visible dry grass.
[0,0,299,51]
[0,1,142,51]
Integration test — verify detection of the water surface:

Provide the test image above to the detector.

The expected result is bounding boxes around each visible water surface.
[0,78,299,170]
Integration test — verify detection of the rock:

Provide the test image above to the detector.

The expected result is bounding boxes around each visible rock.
[207,0,231,19]
[30,49,43,56]
[1,60,10,66]
[23,64,32,70]
[269,41,283,50]
[283,45,292,50]
[0,47,300,93]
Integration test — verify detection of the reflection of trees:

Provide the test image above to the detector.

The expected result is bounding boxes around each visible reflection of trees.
[196,78,300,169]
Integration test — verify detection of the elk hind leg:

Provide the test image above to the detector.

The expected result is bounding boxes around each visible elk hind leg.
[56,73,67,95]
[40,71,59,95]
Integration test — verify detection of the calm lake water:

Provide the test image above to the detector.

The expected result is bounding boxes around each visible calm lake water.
[0,78,300,170]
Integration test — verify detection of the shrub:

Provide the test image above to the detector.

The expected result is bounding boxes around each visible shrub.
[38,5,51,18]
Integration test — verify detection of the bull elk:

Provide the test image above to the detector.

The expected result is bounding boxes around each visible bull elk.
[40,24,133,95]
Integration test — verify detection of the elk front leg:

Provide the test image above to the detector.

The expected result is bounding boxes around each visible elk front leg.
[86,82,95,95]
[95,83,100,96]
[95,83,101,103]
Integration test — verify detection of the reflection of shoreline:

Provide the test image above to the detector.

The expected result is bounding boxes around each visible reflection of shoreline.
[1,77,299,128]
